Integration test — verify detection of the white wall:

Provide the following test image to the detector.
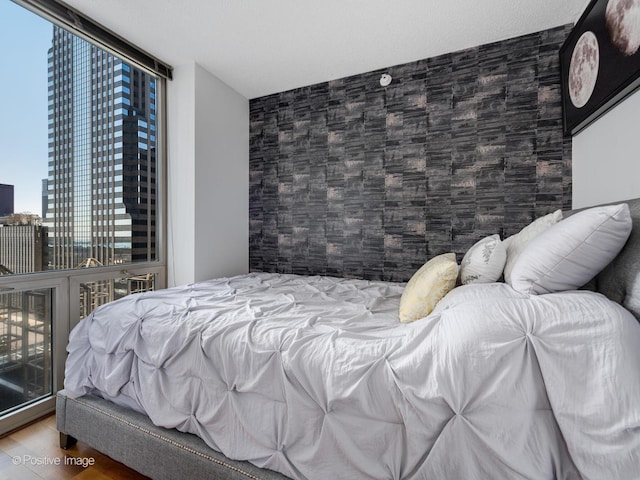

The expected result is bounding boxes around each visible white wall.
[167,63,249,286]
[167,64,196,286]
[193,63,249,282]
[572,89,640,209]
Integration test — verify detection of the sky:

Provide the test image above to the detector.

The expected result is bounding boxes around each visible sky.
[0,1,53,215]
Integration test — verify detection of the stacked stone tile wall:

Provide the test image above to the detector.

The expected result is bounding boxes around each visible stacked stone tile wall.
[249,26,572,281]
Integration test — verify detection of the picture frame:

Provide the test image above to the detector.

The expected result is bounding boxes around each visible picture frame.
[560,0,640,135]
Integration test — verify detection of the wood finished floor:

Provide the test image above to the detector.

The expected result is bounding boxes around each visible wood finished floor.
[0,414,148,480]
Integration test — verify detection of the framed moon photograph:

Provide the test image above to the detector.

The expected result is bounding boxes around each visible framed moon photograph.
[560,0,640,135]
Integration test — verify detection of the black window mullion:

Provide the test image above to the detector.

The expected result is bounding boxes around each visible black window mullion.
[11,0,172,80]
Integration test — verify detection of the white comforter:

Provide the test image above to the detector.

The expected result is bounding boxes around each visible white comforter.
[65,272,640,479]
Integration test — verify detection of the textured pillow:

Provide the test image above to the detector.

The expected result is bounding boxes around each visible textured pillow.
[399,253,459,323]
[459,234,507,285]
[503,209,562,285]
[510,203,632,295]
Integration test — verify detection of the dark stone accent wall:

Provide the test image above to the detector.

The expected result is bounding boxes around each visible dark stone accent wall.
[249,25,573,282]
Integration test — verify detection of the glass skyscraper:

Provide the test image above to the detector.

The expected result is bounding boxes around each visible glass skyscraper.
[0,184,14,217]
[44,26,157,269]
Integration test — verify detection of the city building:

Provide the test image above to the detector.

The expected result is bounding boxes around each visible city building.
[0,224,48,274]
[0,184,14,217]
[41,179,47,220]
[43,26,157,270]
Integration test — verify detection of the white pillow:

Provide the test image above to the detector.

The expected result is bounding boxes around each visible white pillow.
[503,209,562,285]
[510,203,632,295]
[399,253,459,323]
[459,234,506,284]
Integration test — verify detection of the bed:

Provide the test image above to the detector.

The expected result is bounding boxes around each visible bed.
[56,199,640,480]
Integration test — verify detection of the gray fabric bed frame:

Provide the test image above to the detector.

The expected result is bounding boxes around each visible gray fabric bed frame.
[56,392,289,479]
[56,197,640,480]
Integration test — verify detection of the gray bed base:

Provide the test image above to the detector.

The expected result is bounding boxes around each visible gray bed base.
[56,197,640,480]
[56,390,289,480]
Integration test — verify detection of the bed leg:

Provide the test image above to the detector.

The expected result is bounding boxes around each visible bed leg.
[59,433,77,449]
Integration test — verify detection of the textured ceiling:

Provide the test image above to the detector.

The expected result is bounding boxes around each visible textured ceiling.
[62,0,590,99]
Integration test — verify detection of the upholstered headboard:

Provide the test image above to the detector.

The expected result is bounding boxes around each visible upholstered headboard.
[570,198,640,320]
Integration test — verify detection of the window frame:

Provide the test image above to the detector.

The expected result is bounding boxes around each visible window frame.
[12,0,172,80]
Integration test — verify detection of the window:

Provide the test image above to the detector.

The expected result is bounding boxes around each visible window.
[0,6,162,274]
[0,0,169,433]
